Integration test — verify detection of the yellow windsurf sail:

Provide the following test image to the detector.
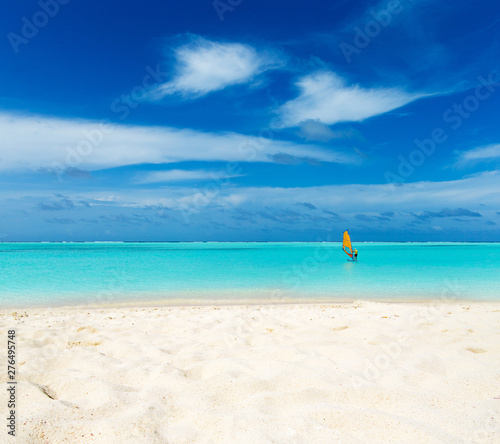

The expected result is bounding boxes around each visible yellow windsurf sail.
[342,230,353,258]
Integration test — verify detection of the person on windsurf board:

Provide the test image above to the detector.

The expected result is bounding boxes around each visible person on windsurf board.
[342,230,358,261]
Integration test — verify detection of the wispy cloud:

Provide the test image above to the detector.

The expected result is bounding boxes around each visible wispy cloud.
[45,218,75,225]
[413,208,482,220]
[135,169,243,184]
[38,197,74,211]
[18,169,496,216]
[279,71,422,127]
[424,208,482,218]
[267,153,323,166]
[298,119,362,142]
[296,202,316,210]
[150,36,280,99]
[355,213,391,222]
[2,171,498,239]
[0,111,354,172]
[99,214,152,225]
[454,144,500,167]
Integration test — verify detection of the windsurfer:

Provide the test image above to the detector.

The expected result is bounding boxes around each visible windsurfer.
[354,249,358,261]
[342,230,356,261]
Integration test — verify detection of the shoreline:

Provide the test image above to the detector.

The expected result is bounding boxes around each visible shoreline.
[2,298,500,311]
[1,296,500,311]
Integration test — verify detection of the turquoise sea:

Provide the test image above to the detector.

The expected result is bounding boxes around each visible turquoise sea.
[0,242,498,308]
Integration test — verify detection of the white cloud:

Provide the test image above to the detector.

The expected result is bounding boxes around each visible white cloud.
[298,120,342,141]
[9,170,494,216]
[209,171,499,213]
[136,169,243,184]
[0,111,353,172]
[189,170,498,213]
[455,144,500,166]
[150,37,279,98]
[297,119,363,143]
[279,71,422,127]
[2,171,498,235]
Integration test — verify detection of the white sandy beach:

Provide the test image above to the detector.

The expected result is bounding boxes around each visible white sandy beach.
[1,301,499,443]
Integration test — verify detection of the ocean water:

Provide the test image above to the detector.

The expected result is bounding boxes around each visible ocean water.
[0,242,498,307]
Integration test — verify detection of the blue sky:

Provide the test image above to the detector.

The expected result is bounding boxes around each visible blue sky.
[1,0,499,241]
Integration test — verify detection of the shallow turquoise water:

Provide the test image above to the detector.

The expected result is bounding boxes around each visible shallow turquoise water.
[0,242,498,307]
